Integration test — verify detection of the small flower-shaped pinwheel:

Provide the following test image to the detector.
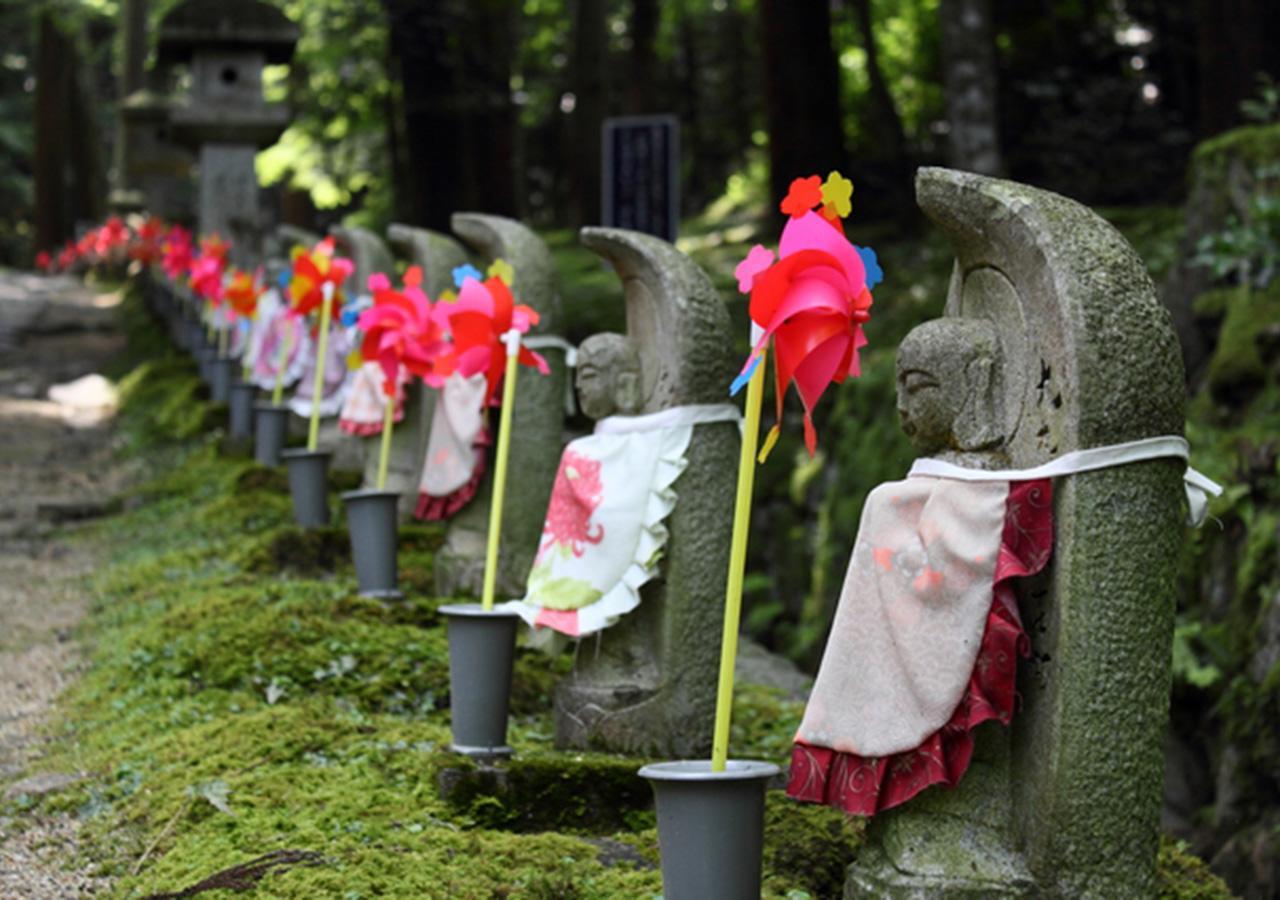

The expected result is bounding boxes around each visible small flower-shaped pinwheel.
[732,171,883,458]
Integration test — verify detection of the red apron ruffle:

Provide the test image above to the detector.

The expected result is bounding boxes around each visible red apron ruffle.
[414,429,491,521]
[787,478,1053,816]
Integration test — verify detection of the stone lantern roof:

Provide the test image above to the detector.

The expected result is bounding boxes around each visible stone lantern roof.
[157,0,298,66]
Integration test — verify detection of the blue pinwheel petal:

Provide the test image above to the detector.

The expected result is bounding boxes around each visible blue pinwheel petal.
[452,264,484,288]
[857,246,883,289]
[729,354,762,396]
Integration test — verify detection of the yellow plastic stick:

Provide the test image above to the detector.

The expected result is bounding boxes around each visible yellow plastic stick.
[375,391,395,490]
[711,349,767,772]
[306,284,334,452]
[481,331,522,611]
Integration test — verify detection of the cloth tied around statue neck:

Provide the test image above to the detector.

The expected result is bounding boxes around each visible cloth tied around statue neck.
[501,403,741,641]
[338,361,408,437]
[288,320,357,419]
[789,435,1222,818]
[246,289,311,392]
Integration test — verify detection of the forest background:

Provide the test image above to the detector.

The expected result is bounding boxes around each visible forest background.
[1,0,1279,894]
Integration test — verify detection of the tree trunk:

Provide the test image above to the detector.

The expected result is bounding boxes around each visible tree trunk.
[569,0,607,227]
[381,0,517,229]
[939,0,1003,175]
[113,0,149,200]
[759,0,845,219]
[34,13,71,251]
[627,0,659,115]
[1194,0,1280,138]
[849,0,908,168]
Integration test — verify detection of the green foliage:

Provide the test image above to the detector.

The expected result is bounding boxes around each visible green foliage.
[1239,74,1280,126]
[1156,836,1235,899]
[1194,180,1280,289]
[255,0,394,222]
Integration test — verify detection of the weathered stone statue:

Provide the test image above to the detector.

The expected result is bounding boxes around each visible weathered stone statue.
[895,317,1008,468]
[367,225,470,519]
[434,214,570,598]
[839,167,1186,897]
[551,227,739,758]
[575,333,643,420]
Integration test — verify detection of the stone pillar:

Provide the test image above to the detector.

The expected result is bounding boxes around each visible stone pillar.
[434,214,569,600]
[157,0,297,264]
[844,167,1185,897]
[553,227,738,758]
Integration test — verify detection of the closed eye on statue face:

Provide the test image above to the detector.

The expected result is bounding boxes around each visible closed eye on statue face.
[900,370,939,394]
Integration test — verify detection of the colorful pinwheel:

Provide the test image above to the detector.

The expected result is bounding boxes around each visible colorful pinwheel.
[358,266,450,396]
[189,236,227,303]
[438,265,548,406]
[225,268,265,319]
[161,226,193,282]
[731,171,882,458]
[287,237,354,318]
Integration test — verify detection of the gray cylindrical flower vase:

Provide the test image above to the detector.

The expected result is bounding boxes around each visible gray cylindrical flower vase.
[638,760,780,900]
[185,318,204,355]
[282,448,332,528]
[440,604,520,758]
[253,403,290,467]
[341,489,401,598]
[198,345,217,384]
[209,356,234,403]
[228,382,256,440]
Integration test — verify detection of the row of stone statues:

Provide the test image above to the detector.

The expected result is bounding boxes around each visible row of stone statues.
[189,166,1190,898]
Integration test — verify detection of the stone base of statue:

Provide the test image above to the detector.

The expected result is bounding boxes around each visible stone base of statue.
[843,728,1035,898]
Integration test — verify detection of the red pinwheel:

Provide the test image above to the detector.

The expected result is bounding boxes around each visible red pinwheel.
[161,226,193,281]
[438,271,548,406]
[358,266,450,396]
[129,217,165,265]
[287,237,353,317]
[732,171,882,457]
[189,241,226,303]
[225,268,264,319]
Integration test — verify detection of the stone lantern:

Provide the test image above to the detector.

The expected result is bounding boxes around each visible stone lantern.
[156,0,298,262]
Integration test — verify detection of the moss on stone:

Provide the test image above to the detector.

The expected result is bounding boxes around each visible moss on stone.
[1205,284,1280,400]
[1192,123,1280,176]
[437,753,656,833]
[1157,836,1236,899]
[762,793,865,899]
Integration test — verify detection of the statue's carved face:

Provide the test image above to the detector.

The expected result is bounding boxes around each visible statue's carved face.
[576,333,642,420]
[896,319,1003,454]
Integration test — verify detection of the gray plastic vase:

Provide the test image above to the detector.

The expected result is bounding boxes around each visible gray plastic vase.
[638,759,780,900]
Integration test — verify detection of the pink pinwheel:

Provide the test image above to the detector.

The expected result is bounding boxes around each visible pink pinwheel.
[732,171,883,457]
[358,266,450,396]
[161,226,193,281]
[189,245,226,303]
[438,270,547,406]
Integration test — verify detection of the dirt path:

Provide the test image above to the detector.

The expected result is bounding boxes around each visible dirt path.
[0,271,130,896]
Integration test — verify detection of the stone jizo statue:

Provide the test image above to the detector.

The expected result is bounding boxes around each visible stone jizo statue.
[801,167,1189,898]
[574,334,642,420]
[895,317,1007,467]
[544,227,740,759]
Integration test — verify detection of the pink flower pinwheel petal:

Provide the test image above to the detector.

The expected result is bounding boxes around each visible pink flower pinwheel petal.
[735,244,776,294]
